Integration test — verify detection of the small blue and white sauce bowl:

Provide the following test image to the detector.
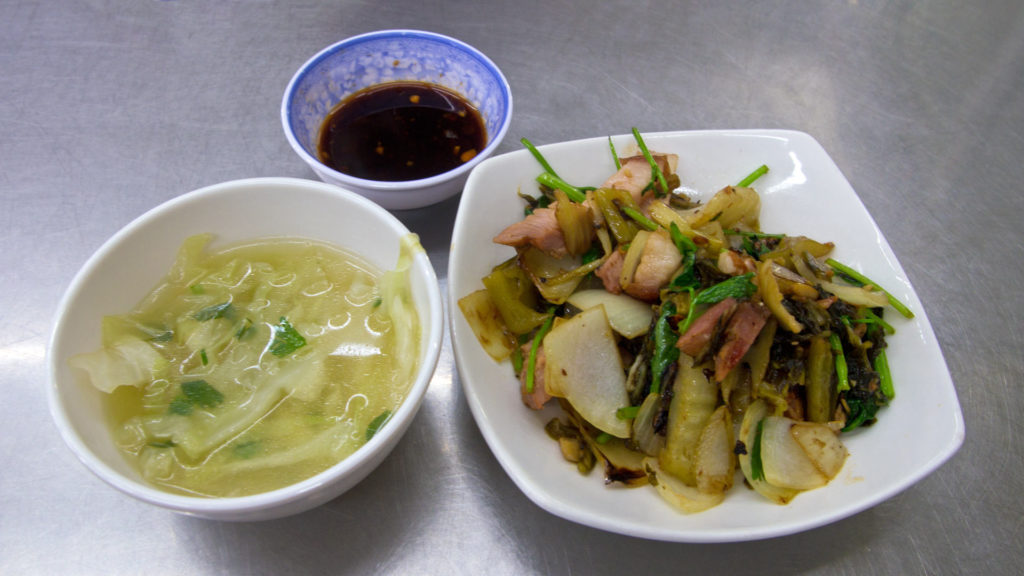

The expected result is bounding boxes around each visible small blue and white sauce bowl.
[282,30,513,210]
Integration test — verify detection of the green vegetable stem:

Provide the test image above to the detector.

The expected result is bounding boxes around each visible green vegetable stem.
[826,259,914,319]
[536,172,587,203]
[829,333,850,392]
[678,274,757,334]
[521,137,560,178]
[649,301,679,395]
[737,164,769,187]
[632,128,669,196]
[526,309,556,394]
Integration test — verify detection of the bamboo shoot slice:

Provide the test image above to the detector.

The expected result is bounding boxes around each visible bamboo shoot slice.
[566,289,654,339]
[543,305,631,437]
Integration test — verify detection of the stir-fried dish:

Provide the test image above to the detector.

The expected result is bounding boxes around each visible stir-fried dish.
[459,131,912,512]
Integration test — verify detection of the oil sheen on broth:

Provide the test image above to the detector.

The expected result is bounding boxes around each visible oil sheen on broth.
[317,81,486,181]
[71,234,419,497]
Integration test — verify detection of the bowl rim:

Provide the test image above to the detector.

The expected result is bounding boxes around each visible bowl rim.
[280,29,513,194]
[46,176,444,516]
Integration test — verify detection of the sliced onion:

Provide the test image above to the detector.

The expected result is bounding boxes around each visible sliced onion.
[737,400,799,504]
[619,230,650,289]
[566,289,654,339]
[643,458,724,514]
[631,392,665,456]
[761,416,846,490]
[694,405,735,494]
[791,421,848,480]
[820,280,889,308]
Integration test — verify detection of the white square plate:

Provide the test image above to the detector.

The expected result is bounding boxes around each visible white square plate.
[448,130,963,542]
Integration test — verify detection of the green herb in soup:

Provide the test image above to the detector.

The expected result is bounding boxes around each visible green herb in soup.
[69,233,423,497]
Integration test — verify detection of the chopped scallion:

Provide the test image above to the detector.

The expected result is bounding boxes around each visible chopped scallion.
[366,410,392,441]
[737,164,769,187]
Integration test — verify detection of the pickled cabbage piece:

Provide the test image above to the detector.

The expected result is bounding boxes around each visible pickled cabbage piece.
[378,233,424,384]
[68,336,168,393]
[73,234,419,497]
[659,355,718,485]
[482,258,549,334]
[519,246,584,304]
[458,289,517,362]
[678,186,760,230]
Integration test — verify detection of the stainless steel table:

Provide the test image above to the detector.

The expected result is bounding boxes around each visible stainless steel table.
[3,1,1021,574]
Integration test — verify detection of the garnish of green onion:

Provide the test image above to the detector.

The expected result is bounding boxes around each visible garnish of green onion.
[829,333,850,392]
[826,259,914,319]
[521,137,560,178]
[269,316,306,357]
[200,348,208,366]
[526,309,556,393]
[595,432,612,444]
[737,164,769,187]
[169,379,224,415]
[631,128,669,196]
[536,172,587,203]
[366,410,392,441]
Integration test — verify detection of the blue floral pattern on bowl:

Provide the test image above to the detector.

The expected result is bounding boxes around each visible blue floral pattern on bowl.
[285,30,511,159]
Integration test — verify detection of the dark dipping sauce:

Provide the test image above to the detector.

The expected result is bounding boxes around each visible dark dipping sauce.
[317,81,486,182]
